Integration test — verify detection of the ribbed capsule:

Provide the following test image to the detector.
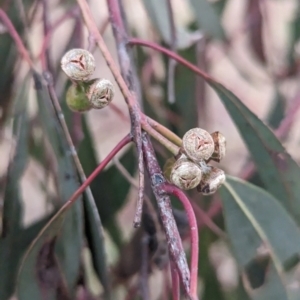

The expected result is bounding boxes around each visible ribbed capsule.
[170,157,202,190]
[182,128,215,162]
[210,131,226,162]
[86,78,114,109]
[61,49,95,81]
[66,84,91,112]
[197,167,225,195]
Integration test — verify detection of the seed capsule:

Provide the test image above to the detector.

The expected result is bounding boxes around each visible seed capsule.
[197,167,225,195]
[210,131,226,162]
[182,128,215,162]
[61,49,95,81]
[170,157,202,190]
[66,84,91,112]
[86,78,114,109]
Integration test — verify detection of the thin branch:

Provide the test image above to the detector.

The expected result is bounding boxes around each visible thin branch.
[170,261,180,300]
[142,132,191,298]
[76,0,144,228]
[146,116,182,147]
[142,118,180,155]
[18,134,132,279]
[166,0,177,104]
[129,38,213,82]
[140,235,150,300]
[39,6,79,66]
[161,184,199,300]
[106,0,145,228]
[190,200,226,239]
[0,8,33,67]
[112,156,162,238]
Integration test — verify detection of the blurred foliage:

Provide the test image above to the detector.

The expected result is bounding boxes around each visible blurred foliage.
[1,0,300,300]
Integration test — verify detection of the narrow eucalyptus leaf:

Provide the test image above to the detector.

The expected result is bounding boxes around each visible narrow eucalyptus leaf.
[208,80,300,223]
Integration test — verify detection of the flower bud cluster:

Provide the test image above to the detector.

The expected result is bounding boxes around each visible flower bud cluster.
[168,128,226,195]
[61,49,114,112]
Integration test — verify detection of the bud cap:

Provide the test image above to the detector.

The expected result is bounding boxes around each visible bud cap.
[182,128,215,162]
[170,157,202,190]
[61,49,95,81]
[87,78,114,109]
[210,131,226,162]
[197,167,225,195]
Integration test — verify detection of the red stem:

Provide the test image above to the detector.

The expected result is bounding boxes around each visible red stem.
[60,134,132,213]
[0,9,33,67]
[129,38,214,83]
[162,184,199,300]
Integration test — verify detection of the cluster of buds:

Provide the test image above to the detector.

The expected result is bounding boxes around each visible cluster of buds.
[61,49,114,112]
[168,128,226,195]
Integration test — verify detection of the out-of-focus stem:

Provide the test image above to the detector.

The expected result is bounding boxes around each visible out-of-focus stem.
[142,119,179,155]
[0,9,33,67]
[166,0,177,104]
[145,115,182,147]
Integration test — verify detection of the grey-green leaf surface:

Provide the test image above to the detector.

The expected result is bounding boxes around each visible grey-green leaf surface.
[142,0,202,49]
[219,176,300,299]
[0,94,29,300]
[189,0,226,40]
[17,73,83,300]
[79,116,110,296]
[208,80,300,223]
[61,89,110,296]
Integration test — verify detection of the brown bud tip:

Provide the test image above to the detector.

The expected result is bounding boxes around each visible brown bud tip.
[170,157,202,190]
[197,167,225,195]
[61,49,95,81]
[182,128,215,162]
[86,78,114,109]
[210,132,226,162]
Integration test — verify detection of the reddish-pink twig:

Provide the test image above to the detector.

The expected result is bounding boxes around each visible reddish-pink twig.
[58,134,132,214]
[162,183,199,300]
[191,201,226,239]
[0,9,33,67]
[129,38,213,82]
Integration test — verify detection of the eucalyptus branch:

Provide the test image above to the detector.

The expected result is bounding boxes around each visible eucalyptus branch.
[76,0,144,227]
[142,132,191,298]
[170,261,180,300]
[142,118,180,155]
[146,116,182,147]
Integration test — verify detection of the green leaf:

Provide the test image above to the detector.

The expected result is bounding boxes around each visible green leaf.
[77,116,136,247]
[173,47,199,136]
[208,80,300,222]
[287,3,300,70]
[267,90,285,129]
[189,0,226,40]
[17,73,83,299]
[142,0,202,49]
[199,229,225,300]
[79,116,111,296]
[220,176,300,299]
[60,86,110,296]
